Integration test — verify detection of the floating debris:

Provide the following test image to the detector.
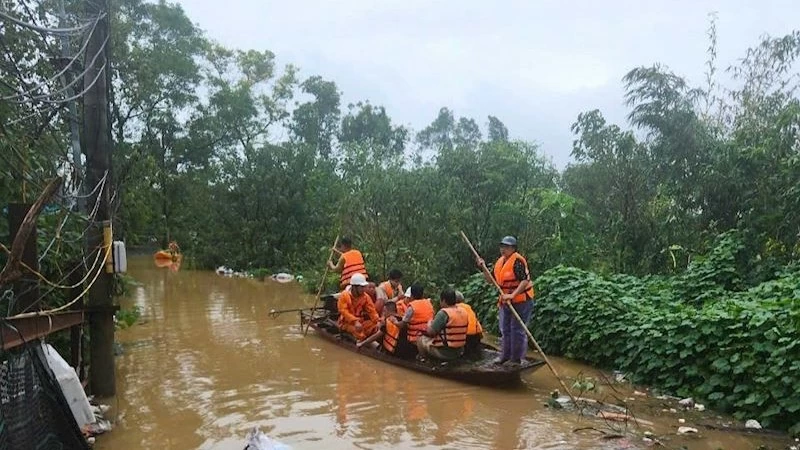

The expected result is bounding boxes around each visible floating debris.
[694,403,706,412]
[677,426,698,434]
[678,397,694,408]
[216,266,234,275]
[244,427,291,450]
[745,419,762,429]
[271,272,295,283]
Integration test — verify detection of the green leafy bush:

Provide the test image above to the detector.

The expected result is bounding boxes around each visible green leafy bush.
[529,265,800,434]
[116,306,141,329]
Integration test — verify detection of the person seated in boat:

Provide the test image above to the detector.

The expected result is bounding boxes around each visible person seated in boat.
[417,289,469,362]
[382,302,415,358]
[328,237,368,290]
[395,287,412,316]
[398,283,434,349]
[337,273,380,342]
[378,269,404,302]
[356,301,398,349]
[455,290,484,357]
[366,280,389,316]
[356,301,417,358]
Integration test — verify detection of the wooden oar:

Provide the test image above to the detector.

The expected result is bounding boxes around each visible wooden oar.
[269,307,309,318]
[303,234,339,336]
[459,231,577,404]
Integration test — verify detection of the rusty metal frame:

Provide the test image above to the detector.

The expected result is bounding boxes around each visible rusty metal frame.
[1,311,84,350]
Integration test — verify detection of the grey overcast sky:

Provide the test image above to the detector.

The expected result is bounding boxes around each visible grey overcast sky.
[174,0,798,167]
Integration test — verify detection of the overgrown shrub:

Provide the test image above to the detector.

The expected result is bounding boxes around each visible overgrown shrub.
[530,265,800,434]
[115,306,141,329]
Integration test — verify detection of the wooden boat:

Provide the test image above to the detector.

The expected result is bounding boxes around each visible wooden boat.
[153,250,181,262]
[301,307,545,386]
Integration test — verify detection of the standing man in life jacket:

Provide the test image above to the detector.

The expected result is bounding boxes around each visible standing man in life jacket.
[329,237,368,290]
[337,273,380,341]
[475,236,534,366]
[398,283,434,352]
[455,290,484,356]
[417,289,469,361]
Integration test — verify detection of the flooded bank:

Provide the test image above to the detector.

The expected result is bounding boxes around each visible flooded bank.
[96,257,792,449]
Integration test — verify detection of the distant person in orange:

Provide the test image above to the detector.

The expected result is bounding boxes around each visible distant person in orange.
[337,273,379,341]
[328,237,368,289]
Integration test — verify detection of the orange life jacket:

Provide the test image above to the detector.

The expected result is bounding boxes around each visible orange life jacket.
[396,299,409,316]
[379,281,402,299]
[493,252,535,303]
[406,298,434,342]
[432,306,469,348]
[340,249,367,287]
[382,316,402,353]
[457,303,483,336]
[336,290,375,329]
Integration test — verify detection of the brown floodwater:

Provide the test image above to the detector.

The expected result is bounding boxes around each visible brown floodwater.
[96,257,792,450]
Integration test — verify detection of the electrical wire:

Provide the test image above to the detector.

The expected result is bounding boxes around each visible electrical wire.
[0,240,103,290]
[33,33,108,101]
[5,237,111,319]
[0,9,100,35]
[39,61,106,104]
[62,176,107,245]
[38,171,108,260]
[0,14,100,101]
[7,35,108,105]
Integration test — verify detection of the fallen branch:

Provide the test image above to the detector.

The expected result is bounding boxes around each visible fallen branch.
[0,177,63,286]
[573,427,625,439]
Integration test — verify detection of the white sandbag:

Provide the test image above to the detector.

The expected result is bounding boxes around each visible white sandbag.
[41,343,94,429]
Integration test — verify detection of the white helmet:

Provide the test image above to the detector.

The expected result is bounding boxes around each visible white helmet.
[349,273,369,286]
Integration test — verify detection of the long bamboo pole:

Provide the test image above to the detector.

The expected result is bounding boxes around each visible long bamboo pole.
[303,235,339,336]
[459,231,577,404]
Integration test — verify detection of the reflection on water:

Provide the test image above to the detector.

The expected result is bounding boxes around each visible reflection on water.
[96,257,790,450]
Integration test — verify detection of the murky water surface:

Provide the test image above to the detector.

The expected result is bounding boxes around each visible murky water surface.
[96,257,791,449]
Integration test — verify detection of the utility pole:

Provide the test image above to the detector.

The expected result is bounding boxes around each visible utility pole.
[58,0,84,213]
[83,0,115,396]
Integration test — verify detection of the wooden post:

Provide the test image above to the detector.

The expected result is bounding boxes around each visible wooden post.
[68,262,85,379]
[8,203,39,314]
[83,0,115,397]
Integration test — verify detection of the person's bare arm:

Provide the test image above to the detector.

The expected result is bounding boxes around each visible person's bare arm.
[328,255,345,271]
[356,329,384,349]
